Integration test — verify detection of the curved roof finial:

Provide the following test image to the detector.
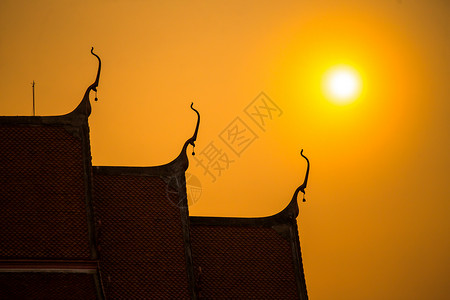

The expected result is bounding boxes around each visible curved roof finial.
[292,149,310,203]
[167,103,200,172]
[187,102,200,155]
[89,47,101,101]
[71,47,102,117]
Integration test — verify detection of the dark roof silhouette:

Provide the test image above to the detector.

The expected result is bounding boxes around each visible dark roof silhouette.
[0,49,309,299]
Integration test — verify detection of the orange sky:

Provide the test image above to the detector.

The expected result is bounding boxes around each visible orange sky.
[1,0,449,299]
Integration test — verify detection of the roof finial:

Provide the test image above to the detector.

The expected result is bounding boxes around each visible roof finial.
[70,47,102,116]
[90,47,101,101]
[292,149,310,203]
[171,103,201,172]
[189,102,200,155]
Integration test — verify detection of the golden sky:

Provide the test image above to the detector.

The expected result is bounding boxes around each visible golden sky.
[1,0,449,299]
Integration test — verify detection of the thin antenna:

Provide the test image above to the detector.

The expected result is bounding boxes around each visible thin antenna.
[32,80,36,116]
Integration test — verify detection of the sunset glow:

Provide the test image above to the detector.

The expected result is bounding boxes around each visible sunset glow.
[0,1,448,299]
[323,65,361,104]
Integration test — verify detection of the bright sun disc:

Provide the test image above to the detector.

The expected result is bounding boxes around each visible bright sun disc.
[323,65,362,105]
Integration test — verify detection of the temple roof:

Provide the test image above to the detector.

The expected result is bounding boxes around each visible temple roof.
[0,49,309,299]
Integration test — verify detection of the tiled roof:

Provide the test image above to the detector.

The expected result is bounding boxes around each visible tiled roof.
[0,48,102,298]
[0,125,90,260]
[93,173,191,298]
[0,272,97,299]
[189,191,309,300]
[191,225,300,299]
[0,49,308,299]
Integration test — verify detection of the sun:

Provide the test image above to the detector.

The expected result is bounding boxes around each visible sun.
[322,65,362,105]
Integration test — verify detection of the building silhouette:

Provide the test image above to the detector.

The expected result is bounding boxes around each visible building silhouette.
[0,49,309,299]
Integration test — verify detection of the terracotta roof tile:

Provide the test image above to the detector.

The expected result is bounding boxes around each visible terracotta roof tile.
[0,126,90,259]
[191,225,299,299]
[0,272,97,299]
[93,174,190,298]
